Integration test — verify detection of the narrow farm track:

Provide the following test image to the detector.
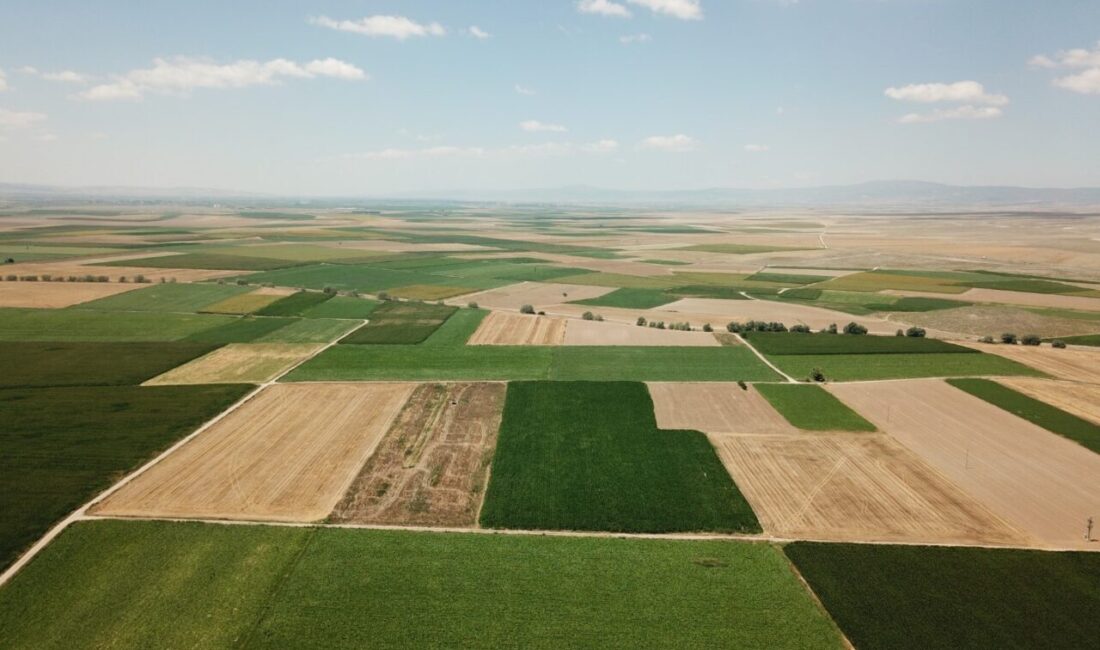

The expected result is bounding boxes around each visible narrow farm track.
[0,320,363,589]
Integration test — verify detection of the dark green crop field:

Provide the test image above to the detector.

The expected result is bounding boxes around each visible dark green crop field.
[747,332,974,355]
[755,384,876,431]
[948,378,1100,454]
[297,296,379,319]
[480,381,761,533]
[0,384,250,572]
[570,287,679,309]
[340,301,457,344]
[785,542,1100,650]
[0,342,217,388]
[179,316,297,343]
[0,521,840,649]
[74,283,251,313]
[253,290,332,316]
[0,307,239,342]
[95,253,303,271]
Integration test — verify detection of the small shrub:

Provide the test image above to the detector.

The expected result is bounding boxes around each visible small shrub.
[905,326,927,338]
[467,301,479,309]
[594,314,604,322]
[3,258,13,264]
[790,324,811,334]
[843,322,868,335]
[41,274,52,282]
[896,329,905,337]
[737,380,747,390]
[322,286,337,295]
[726,321,742,333]
[4,275,15,281]
[377,291,391,301]
[825,323,838,334]
[809,368,827,382]
[1052,339,1067,349]
[1020,334,1041,346]
[134,274,148,283]
[656,321,666,329]
[537,311,546,316]
[979,335,994,344]
[520,304,536,315]
[703,323,713,332]
[581,311,595,320]
[235,279,248,286]
[119,276,128,283]
[1001,332,1018,345]
[636,316,647,327]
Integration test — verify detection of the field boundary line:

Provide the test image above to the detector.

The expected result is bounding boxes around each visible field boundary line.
[0,320,361,589]
[737,333,798,383]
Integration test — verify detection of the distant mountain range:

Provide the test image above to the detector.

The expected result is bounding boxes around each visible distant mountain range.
[3,180,1100,208]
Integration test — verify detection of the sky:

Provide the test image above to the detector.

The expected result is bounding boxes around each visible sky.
[0,0,1098,196]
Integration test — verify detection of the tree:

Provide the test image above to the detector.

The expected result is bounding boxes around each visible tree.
[809,367,826,382]
[726,321,743,333]
[1021,334,1041,346]
[703,323,713,332]
[467,301,479,309]
[636,316,647,327]
[1001,332,1018,344]
[520,304,536,314]
[594,314,604,321]
[825,323,838,334]
[377,291,391,301]
[323,286,337,295]
[581,311,595,320]
[843,322,868,335]
[791,324,811,333]
[1052,339,1067,349]
[896,329,905,337]
[905,326,927,338]
[737,380,747,390]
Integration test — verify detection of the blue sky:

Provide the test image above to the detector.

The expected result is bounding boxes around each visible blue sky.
[1,1,1098,195]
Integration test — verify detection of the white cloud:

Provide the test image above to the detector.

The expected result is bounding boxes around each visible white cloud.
[520,119,567,133]
[42,70,89,84]
[310,15,446,40]
[744,144,769,152]
[577,0,632,18]
[639,134,697,151]
[17,66,37,75]
[627,0,703,20]
[581,139,620,153]
[0,68,6,92]
[884,81,1008,106]
[0,108,47,130]
[1030,42,1100,95]
[78,56,366,101]
[898,105,1003,124]
[514,84,536,96]
[620,33,652,44]
[468,26,491,40]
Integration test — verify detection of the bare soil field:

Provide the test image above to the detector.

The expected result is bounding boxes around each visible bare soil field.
[0,260,236,283]
[144,343,322,385]
[828,379,1100,548]
[452,281,613,310]
[964,343,1100,384]
[903,305,1100,339]
[712,433,1028,546]
[94,383,416,522]
[253,286,298,297]
[0,281,143,308]
[888,288,1100,312]
[467,311,565,345]
[563,319,720,346]
[654,297,902,334]
[999,378,1100,424]
[648,382,797,434]
[330,382,505,527]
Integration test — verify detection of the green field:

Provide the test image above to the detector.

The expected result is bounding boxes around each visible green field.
[232,262,509,295]
[0,342,216,388]
[297,295,379,319]
[0,307,239,342]
[769,352,1043,381]
[785,542,1100,650]
[74,283,251,312]
[179,316,298,343]
[480,381,761,533]
[0,384,250,571]
[340,301,457,344]
[755,384,876,431]
[254,318,359,344]
[947,378,1100,454]
[1061,333,1100,347]
[286,344,781,382]
[571,287,679,309]
[96,253,302,271]
[253,290,332,316]
[0,521,840,649]
[747,332,973,355]
[420,307,487,345]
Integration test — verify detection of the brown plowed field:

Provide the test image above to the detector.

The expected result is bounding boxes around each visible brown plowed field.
[144,343,321,385]
[999,378,1100,425]
[452,281,613,310]
[93,383,416,522]
[712,434,1028,546]
[564,319,720,346]
[0,281,143,308]
[648,382,797,434]
[330,382,505,527]
[965,343,1100,384]
[467,311,565,345]
[829,379,1100,548]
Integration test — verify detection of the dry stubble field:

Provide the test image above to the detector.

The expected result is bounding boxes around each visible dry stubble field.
[467,311,566,345]
[0,281,143,308]
[330,382,505,527]
[144,343,322,385]
[965,343,1100,384]
[93,383,416,522]
[648,382,798,435]
[999,377,1100,424]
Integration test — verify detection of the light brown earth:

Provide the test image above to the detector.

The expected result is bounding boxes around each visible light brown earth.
[0,281,143,308]
[963,343,1100,384]
[886,288,1100,312]
[93,383,416,522]
[467,311,566,345]
[252,286,298,296]
[828,379,1100,549]
[451,281,613,310]
[564,319,720,346]
[901,305,1100,338]
[713,433,1029,546]
[143,343,322,385]
[330,382,505,527]
[648,382,797,434]
[999,378,1100,424]
[200,291,284,315]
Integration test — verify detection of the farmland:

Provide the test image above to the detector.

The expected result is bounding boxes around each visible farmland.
[340,301,457,344]
[754,384,876,431]
[766,351,1042,381]
[0,341,216,387]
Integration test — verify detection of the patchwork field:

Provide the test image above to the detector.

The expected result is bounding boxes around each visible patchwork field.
[466,311,566,345]
[829,379,1100,548]
[1000,377,1100,425]
[713,434,1027,545]
[331,382,505,527]
[94,383,416,522]
[766,350,1042,381]
[144,343,321,385]
[0,281,143,308]
[341,300,457,344]
[786,543,1100,650]
[648,382,799,435]
[968,342,1100,383]
[0,520,842,649]
[755,384,877,432]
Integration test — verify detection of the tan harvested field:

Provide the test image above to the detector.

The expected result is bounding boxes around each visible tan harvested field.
[712,433,1029,546]
[902,305,1100,338]
[1000,378,1100,424]
[564,319,720,346]
[451,281,613,310]
[330,382,505,527]
[887,287,1100,312]
[252,285,298,296]
[0,260,236,282]
[963,343,1100,384]
[200,291,284,315]
[829,379,1100,549]
[643,297,902,335]
[94,383,417,522]
[0,281,143,308]
[648,382,797,434]
[144,343,321,385]
[467,311,565,345]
